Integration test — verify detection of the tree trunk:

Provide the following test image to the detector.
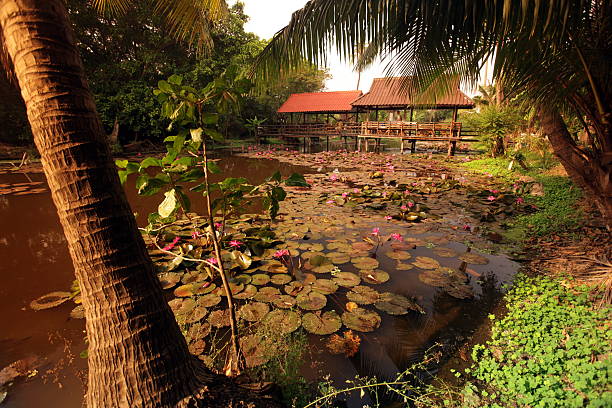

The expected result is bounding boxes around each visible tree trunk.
[0,1,282,407]
[539,105,612,228]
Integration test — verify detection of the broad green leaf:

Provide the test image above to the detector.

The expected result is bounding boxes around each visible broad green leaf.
[204,128,224,142]
[115,159,128,168]
[158,80,172,93]
[201,113,218,125]
[118,170,128,185]
[167,74,183,85]
[177,189,191,212]
[285,173,310,187]
[267,171,281,183]
[271,186,287,201]
[178,169,205,182]
[207,161,222,174]
[139,157,161,169]
[190,128,203,143]
[158,189,178,218]
[138,177,168,196]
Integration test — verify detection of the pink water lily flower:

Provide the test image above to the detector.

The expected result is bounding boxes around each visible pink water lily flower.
[191,231,203,239]
[490,189,500,194]
[353,188,360,194]
[341,192,349,198]
[463,224,471,231]
[273,249,290,258]
[400,205,408,211]
[206,257,218,265]
[390,233,403,241]
[329,174,339,182]
[371,228,380,236]
[516,197,525,204]
[229,240,243,248]
[214,222,223,229]
[326,199,335,205]
[163,237,180,251]
[385,215,392,221]
[487,196,496,201]
[407,201,415,208]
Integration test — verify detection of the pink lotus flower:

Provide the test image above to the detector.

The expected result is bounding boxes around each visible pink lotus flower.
[329,174,339,182]
[400,205,408,211]
[463,224,471,231]
[516,197,525,204]
[214,222,223,229]
[341,192,348,198]
[407,201,414,208]
[385,215,392,221]
[229,240,242,248]
[390,233,403,241]
[353,188,360,194]
[490,189,500,194]
[326,199,335,205]
[371,228,380,236]
[273,249,290,258]
[163,237,180,251]
[403,190,410,195]
[206,257,218,265]
[487,196,496,201]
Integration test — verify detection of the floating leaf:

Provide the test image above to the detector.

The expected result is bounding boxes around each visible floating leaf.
[234,274,252,285]
[360,269,390,284]
[385,250,412,260]
[240,334,272,367]
[30,291,71,310]
[158,272,182,289]
[197,293,222,308]
[271,274,292,285]
[432,247,458,258]
[234,284,257,300]
[263,310,301,334]
[459,252,489,265]
[239,302,270,322]
[444,283,474,299]
[284,281,312,296]
[272,295,297,309]
[174,282,216,297]
[396,262,414,270]
[351,256,379,269]
[231,251,252,269]
[253,287,281,303]
[302,311,342,335]
[188,339,206,356]
[296,291,327,310]
[185,306,208,323]
[342,308,381,332]
[208,309,231,328]
[332,272,361,287]
[311,264,335,274]
[251,274,271,286]
[326,330,361,357]
[329,253,351,264]
[220,282,244,296]
[375,293,413,315]
[311,279,339,295]
[347,286,381,304]
[412,256,440,270]
[187,322,211,341]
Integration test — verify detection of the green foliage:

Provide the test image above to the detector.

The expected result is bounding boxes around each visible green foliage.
[467,275,612,407]
[511,176,583,236]
[462,105,523,156]
[461,157,517,182]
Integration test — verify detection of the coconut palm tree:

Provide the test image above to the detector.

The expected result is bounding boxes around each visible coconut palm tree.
[256,0,611,226]
[0,0,276,407]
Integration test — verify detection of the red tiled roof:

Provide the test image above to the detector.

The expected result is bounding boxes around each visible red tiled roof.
[352,77,474,108]
[277,90,363,113]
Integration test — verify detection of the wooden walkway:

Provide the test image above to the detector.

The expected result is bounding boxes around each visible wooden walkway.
[258,121,478,155]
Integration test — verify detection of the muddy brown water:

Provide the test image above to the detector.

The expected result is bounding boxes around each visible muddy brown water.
[0,155,518,407]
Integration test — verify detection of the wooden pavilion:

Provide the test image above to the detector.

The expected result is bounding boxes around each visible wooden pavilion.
[351,77,475,155]
[277,90,363,123]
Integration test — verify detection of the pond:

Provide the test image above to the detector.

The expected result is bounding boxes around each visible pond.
[0,153,519,407]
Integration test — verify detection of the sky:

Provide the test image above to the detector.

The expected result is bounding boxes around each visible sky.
[236,0,491,95]
[237,0,385,93]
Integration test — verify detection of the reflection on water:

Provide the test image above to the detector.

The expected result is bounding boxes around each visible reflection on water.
[0,156,518,408]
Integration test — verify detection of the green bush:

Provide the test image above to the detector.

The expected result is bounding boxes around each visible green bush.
[468,276,612,407]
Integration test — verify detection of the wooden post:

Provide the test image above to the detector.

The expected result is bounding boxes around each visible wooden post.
[375,108,379,121]
[326,135,329,152]
[411,139,416,153]
[409,107,414,121]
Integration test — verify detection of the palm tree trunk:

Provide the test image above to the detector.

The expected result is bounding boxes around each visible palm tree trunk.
[539,105,612,229]
[0,0,203,406]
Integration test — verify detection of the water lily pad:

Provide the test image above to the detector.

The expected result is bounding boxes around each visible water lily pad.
[284,281,312,296]
[197,293,222,307]
[385,250,412,260]
[239,302,270,322]
[174,282,216,297]
[234,274,252,285]
[302,273,316,284]
[254,286,281,303]
[188,339,206,356]
[342,308,381,332]
[158,272,182,289]
[302,311,342,335]
[272,295,297,309]
[220,282,244,296]
[185,306,208,323]
[444,283,474,299]
[376,293,424,315]
[396,262,414,270]
[311,264,335,274]
[311,279,339,295]
[296,291,327,310]
[208,309,230,328]
[332,272,361,287]
[412,256,441,270]
[263,309,301,334]
[240,334,272,367]
[270,274,292,285]
[351,256,379,269]
[459,252,489,265]
[30,291,72,310]
[352,242,374,252]
[267,264,288,274]
[187,321,211,340]
[425,236,449,245]
[359,269,390,284]
[432,247,458,258]
[234,284,258,300]
[346,286,381,304]
[251,274,271,286]
[329,253,351,264]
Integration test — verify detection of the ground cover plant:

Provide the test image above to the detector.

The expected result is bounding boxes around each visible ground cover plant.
[463,275,612,408]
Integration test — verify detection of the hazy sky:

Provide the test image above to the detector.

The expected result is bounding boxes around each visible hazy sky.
[237,0,489,95]
[238,0,384,92]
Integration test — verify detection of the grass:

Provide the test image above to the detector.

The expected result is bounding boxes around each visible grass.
[459,156,584,238]
[462,275,612,408]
